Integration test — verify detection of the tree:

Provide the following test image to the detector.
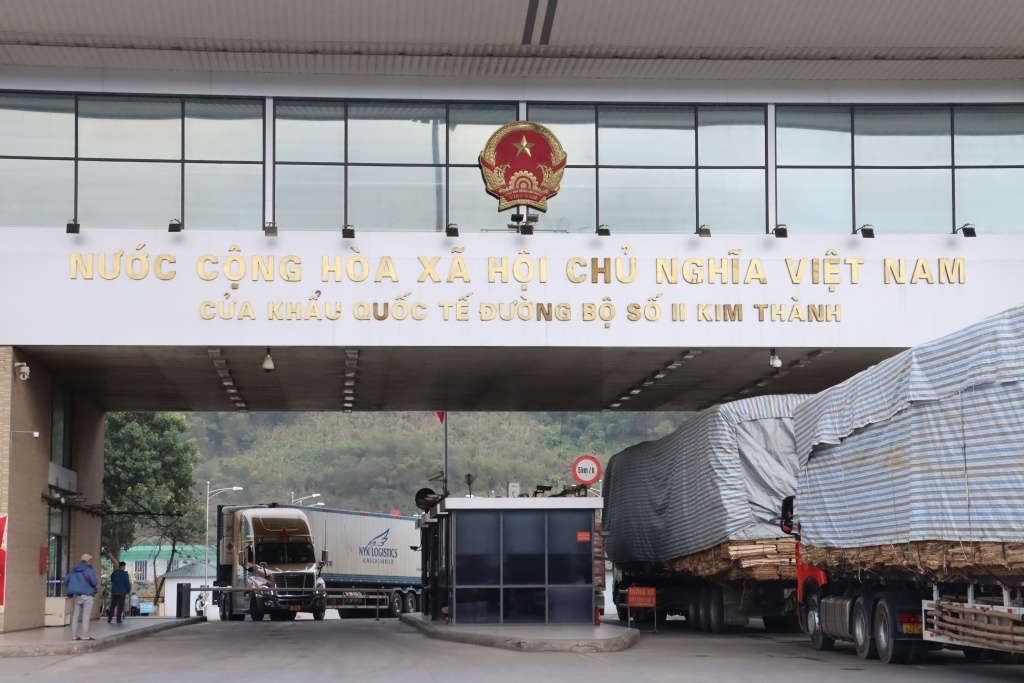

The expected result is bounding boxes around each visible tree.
[101,412,204,572]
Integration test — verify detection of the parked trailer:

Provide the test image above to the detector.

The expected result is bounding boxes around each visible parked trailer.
[300,506,422,618]
[604,395,810,633]
[784,305,1024,664]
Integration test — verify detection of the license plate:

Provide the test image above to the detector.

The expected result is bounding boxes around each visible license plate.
[290,605,301,612]
[903,623,923,634]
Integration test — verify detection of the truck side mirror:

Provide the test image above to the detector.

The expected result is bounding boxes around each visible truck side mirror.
[780,495,799,540]
[246,547,254,564]
[320,549,329,565]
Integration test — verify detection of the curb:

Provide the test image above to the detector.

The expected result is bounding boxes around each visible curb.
[0,617,206,658]
[398,614,639,653]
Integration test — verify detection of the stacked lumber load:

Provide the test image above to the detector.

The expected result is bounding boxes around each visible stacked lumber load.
[928,601,1024,653]
[663,537,797,581]
[604,395,810,569]
[803,541,1024,580]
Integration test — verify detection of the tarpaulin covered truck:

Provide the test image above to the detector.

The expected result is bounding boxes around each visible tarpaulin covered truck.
[784,305,1024,664]
[301,506,421,618]
[603,394,810,632]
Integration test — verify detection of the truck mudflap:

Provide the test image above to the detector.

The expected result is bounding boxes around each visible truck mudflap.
[924,600,1024,653]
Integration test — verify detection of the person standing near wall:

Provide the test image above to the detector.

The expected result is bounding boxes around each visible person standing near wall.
[65,554,98,641]
[129,592,140,616]
[108,561,131,623]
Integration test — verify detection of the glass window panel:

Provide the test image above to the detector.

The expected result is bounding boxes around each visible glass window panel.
[0,159,73,227]
[954,105,1024,166]
[454,511,500,586]
[78,161,181,228]
[855,169,952,233]
[548,586,592,624]
[599,168,694,233]
[535,167,595,233]
[454,588,500,624]
[776,106,852,166]
[956,168,1024,234]
[776,169,852,234]
[528,105,596,166]
[79,96,181,160]
[854,106,951,166]
[276,101,345,163]
[503,588,546,624]
[185,99,263,161]
[349,166,444,231]
[348,102,446,164]
[0,93,75,157]
[598,105,695,166]
[449,103,518,165]
[449,167,513,232]
[503,511,545,585]
[698,169,766,233]
[275,165,345,230]
[185,163,263,229]
[547,511,592,586]
[698,107,765,167]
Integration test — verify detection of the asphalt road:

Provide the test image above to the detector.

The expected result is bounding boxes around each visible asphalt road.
[2,617,1023,683]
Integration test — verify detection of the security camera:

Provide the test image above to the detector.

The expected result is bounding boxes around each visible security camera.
[14,362,29,381]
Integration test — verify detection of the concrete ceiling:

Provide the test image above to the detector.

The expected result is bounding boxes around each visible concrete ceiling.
[1,0,1023,79]
[18,345,902,413]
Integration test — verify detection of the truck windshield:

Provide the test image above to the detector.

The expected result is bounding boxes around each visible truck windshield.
[254,542,316,564]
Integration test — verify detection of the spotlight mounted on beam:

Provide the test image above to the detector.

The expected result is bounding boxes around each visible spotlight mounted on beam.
[954,223,977,237]
[773,224,788,238]
[696,224,711,237]
[596,224,611,237]
[264,222,278,237]
[854,224,875,238]
[342,224,355,239]
[66,219,80,234]
[168,219,183,233]
[445,223,459,237]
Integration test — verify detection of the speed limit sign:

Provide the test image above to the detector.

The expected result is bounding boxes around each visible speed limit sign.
[572,455,602,486]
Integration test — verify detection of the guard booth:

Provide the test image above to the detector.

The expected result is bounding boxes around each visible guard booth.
[418,496,602,625]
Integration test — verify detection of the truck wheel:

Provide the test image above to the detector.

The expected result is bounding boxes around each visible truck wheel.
[874,596,910,664]
[706,585,726,634]
[250,595,265,622]
[389,592,404,617]
[989,651,1024,664]
[686,592,701,631]
[616,603,629,623]
[403,592,418,614]
[852,598,877,659]
[312,606,326,621]
[218,595,228,621]
[696,586,712,632]
[806,592,835,651]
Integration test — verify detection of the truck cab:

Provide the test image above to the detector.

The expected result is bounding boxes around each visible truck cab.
[218,504,327,621]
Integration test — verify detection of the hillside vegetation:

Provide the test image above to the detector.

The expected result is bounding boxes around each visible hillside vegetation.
[186,411,689,515]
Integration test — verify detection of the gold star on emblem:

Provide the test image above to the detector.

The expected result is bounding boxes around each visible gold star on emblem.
[512,135,534,157]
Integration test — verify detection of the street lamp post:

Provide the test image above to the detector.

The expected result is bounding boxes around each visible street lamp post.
[291,492,321,505]
[205,482,243,610]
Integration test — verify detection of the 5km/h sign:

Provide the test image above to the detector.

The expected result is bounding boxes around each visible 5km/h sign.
[572,455,602,486]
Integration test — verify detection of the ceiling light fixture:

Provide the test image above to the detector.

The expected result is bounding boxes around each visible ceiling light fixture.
[262,347,275,373]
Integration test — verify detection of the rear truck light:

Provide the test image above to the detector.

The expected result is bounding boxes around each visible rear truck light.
[898,614,921,624]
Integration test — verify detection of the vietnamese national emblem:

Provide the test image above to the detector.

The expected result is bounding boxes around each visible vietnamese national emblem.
[479,121,567,212]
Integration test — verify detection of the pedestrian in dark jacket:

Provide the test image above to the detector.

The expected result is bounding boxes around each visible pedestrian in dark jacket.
[64,553,98,640]
[109,561,132,623]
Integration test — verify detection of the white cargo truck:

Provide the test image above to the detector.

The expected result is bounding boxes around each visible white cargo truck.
[299,506,422,618]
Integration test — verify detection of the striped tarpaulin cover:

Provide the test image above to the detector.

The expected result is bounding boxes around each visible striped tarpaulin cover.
[603,394,811,564]
[795,305,1024,547]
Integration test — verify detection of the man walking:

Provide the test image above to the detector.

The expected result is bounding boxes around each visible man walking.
[108,561,131,623]
[65,553,98,641]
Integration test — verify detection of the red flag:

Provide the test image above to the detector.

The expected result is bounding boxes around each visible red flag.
[436,411,446,423]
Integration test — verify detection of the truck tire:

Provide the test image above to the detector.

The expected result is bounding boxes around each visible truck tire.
[616,603,629,623]
[696,586,711,632]
[284,611,297,621]
[312,606,326,621]
[806,592,835,651]
[989,651,1024,664]
[218,595,228,621]
[389,592,404,617]
[874,596,910,664]
[403,592,418,614]
[686,591,701,630]
[706,585,726,634]
[250,595,265,622]
[852,598,877,660]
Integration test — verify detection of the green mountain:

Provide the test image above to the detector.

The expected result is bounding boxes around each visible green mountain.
[186,412,689,515]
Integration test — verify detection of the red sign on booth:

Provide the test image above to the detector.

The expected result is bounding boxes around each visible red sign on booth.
[627,586,656,609]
